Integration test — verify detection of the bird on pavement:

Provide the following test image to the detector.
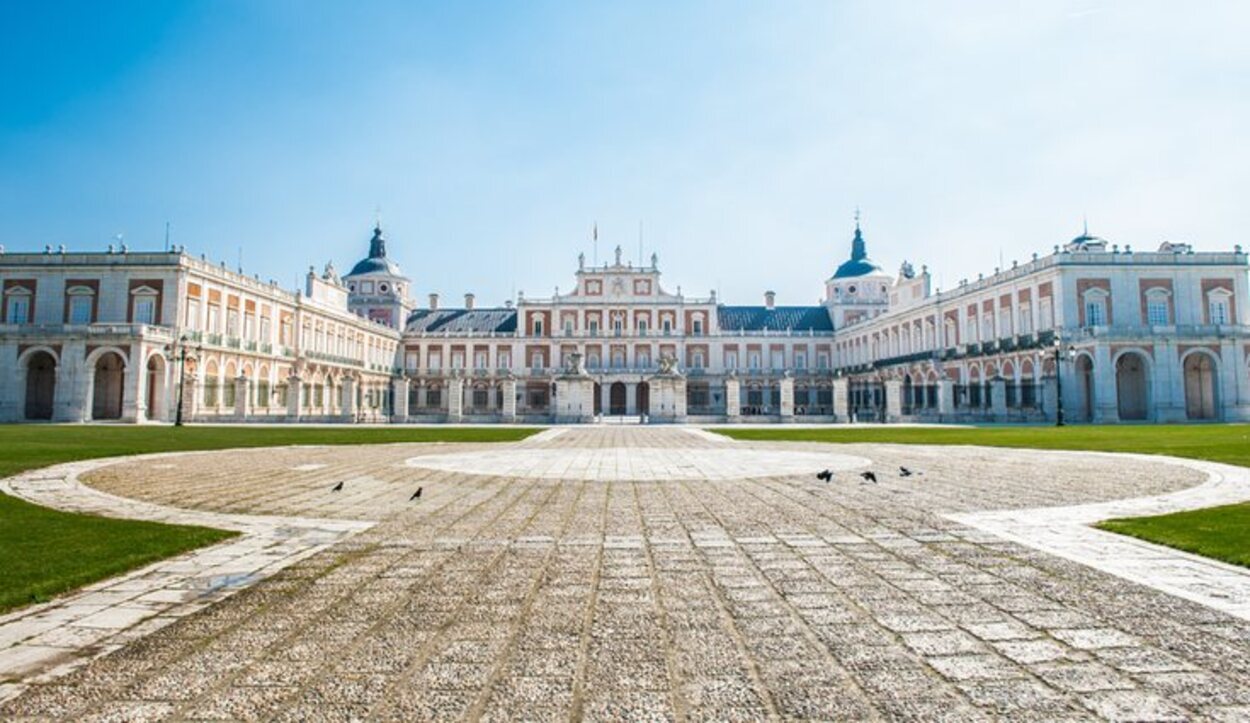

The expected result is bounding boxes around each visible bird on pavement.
[860,471,878,484]
[816,469,833,482]
[899,466,914,477]
[410,487,423,501]
[331,481,344,492]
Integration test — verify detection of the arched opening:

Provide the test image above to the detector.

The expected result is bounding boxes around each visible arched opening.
[92,352,125,420]
[146,354,168,422]
[902,374,914,414]
[609,382,627,415]
[1115,352,1149,421]
[637,381,650,415]
[593,382,602,416]
[1184,352,1218,420]
[1075,355,1094,422]
[24,351,57,420]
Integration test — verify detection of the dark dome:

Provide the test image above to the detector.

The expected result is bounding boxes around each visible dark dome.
[345,224,404,278]
[831,223,886,279]
[832,257,885,279]
[348,256,402,276]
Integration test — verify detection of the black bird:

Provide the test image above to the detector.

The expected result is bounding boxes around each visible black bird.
[860,471,878,484]
[899,466,913,477]
[331,481,344,492]
[816,469,833,482]
[410,487,423,501]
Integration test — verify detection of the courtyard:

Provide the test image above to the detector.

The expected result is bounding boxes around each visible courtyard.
[1,426,1250,720]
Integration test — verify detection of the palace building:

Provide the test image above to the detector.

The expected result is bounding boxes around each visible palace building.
[1,221,1248,424]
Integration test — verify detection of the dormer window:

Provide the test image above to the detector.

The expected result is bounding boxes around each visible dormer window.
[361,281,374,294]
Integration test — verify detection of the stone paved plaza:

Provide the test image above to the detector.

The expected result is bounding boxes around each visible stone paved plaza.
[4,427,1250,721]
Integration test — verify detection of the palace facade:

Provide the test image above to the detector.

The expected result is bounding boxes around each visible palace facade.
[2,221,1248,424]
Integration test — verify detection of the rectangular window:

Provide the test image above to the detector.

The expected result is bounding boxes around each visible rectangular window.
[588,320,599,335]
[637,320,648,335]
[405,352,418,370]
[564,319,574,335]
[998,310,1012,337]
[474,351,488,369]
[1039,301,1053,330]
[1018,305,1032,334]
[817,353,829,370]
[1210,300,1230,325]
[1086,301,1106,327]
[259,317,271,341]
[69,295,93,324]
[134,296,156,325]
[1147,300,1169,326]
[795,352,806,369]
[186,299,200,329]
[725,351,738,369]
[226,310,239,336]
[7,296,31,324]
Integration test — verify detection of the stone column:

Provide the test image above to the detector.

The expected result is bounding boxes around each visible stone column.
[392,377,409,422]
[1220,339,1250,421]
[599,382,611,416]
[832,377,850,422]
[182,373,201,422]
[989,376,1007,420]
[779,375,795,420]
[122,345,144,423]
[725,376,741,420]
[1042,375,1058,422]
[341,377,357,421]
[884,378,903,422]
[0,346,20,421]
[287,375,303,421]
[502,376,518,422]
[936,378,955,417]
[1154,341,1186,423]
[447,376,464,422]
[234,376,251,420]
[625,382,638,415]
[1091,344,1119,423]
[56,340,90,422]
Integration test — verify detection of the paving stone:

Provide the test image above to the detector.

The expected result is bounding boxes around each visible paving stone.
[1,430,1247,720]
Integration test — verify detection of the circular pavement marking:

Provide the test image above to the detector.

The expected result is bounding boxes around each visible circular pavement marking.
[406,447,870,481]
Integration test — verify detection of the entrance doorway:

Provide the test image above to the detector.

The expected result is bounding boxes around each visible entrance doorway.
[1115,352,1149,421]
[92,352,125,420]
[609,382,627,415]
[637,381,650,416]
[1184,352,1218,420]
[24,351,56,420]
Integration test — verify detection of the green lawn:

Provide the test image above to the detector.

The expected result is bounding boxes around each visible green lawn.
[0,425,540,613]
[713,424,1250,569]
[711,424,1250,468]
[1097,502,1250,569]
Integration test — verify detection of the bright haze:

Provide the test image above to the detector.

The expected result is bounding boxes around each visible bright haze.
[1,1,1246,307]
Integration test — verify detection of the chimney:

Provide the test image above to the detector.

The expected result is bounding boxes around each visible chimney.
[464,292,475,310]
[428,293,439,310]
[764,290,776,310]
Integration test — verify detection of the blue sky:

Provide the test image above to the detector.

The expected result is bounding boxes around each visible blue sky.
[2,1,1247,306]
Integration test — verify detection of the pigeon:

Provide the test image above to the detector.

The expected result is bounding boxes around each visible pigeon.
[816,469,833,482]
[410,487,423,501]
[860,471,878,484]
[899,466,913,477]
[331,481,344,492]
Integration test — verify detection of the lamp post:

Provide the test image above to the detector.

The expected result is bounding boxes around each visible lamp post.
[1055,335,1065,425]
[1053,338,1077,426]
[172,335,200,427]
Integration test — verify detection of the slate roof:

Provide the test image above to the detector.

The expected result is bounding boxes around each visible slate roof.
[405,308,518,334]
[716,306,833,332]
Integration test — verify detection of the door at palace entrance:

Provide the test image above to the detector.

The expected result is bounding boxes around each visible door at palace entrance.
[609,382,627,415]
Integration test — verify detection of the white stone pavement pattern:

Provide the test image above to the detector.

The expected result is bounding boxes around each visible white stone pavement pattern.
[2,427,1250,720]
